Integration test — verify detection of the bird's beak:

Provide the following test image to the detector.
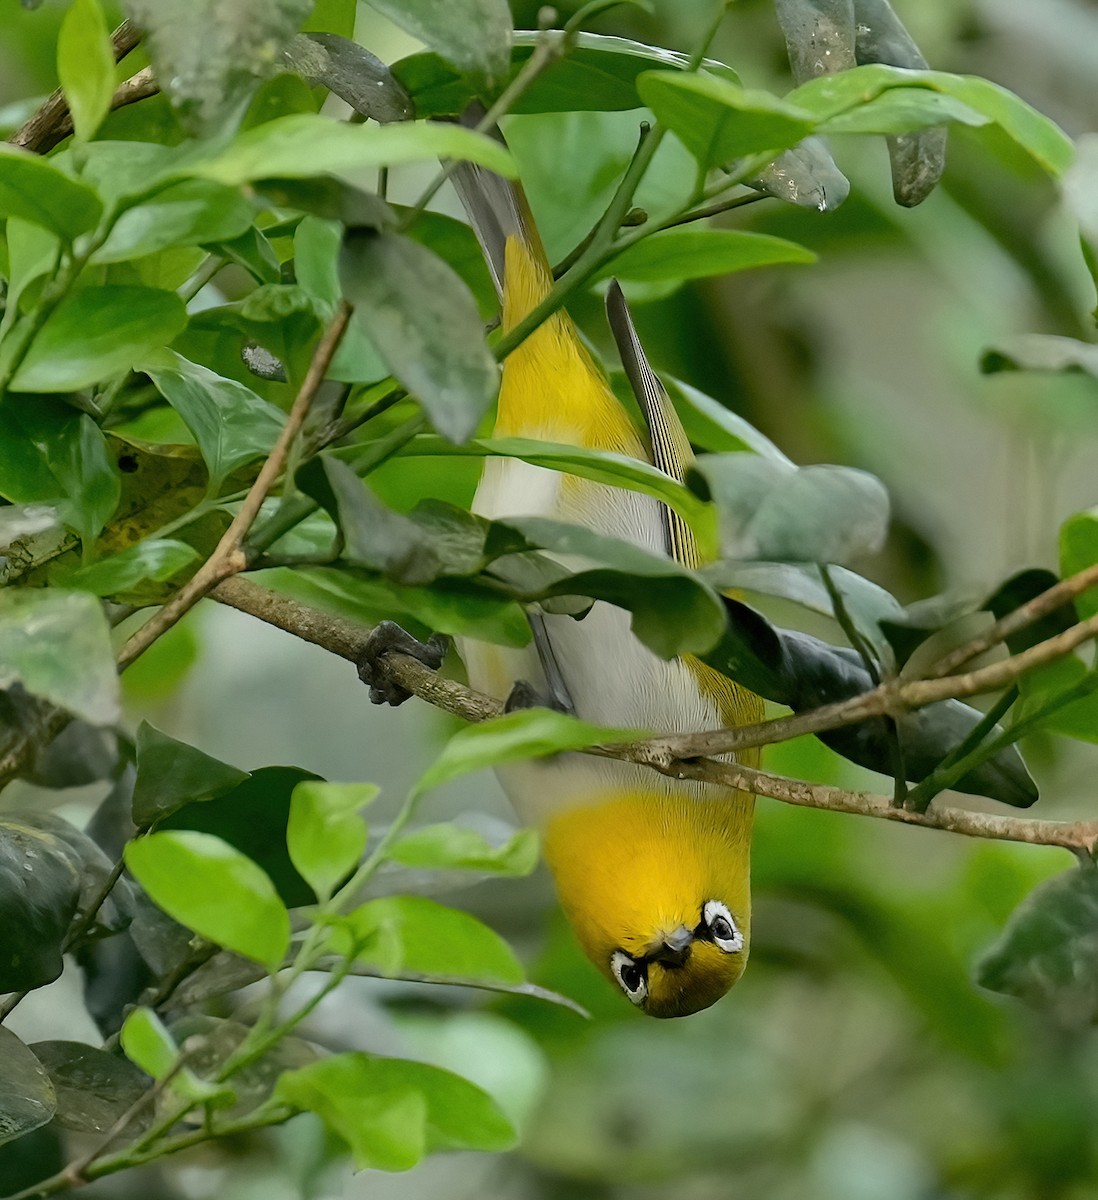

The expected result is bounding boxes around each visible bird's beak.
[652,925,694,967]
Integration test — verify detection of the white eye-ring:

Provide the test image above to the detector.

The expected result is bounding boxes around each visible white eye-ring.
[703,900,744,954]
[610,950,648,1005]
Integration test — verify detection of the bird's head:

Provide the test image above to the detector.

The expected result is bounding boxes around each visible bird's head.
[540,791,752,1018]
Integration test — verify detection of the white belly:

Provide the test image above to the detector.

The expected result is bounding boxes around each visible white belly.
[461,457,726,827]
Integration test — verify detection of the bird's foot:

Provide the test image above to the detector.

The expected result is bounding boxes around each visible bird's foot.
[356,621,448,707]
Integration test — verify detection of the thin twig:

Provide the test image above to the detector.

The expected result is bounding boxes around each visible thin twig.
[209,577,1098,855]
[929,562,1098,678]
[115,302,352,671]
[10,20,143,153]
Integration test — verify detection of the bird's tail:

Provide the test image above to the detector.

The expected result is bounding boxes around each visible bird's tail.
[449,109,555,338]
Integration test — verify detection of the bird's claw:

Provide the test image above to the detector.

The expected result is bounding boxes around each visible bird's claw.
[357,621,448,707]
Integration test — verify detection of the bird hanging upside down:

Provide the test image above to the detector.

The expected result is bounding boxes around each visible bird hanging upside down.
[448,158,765,1018]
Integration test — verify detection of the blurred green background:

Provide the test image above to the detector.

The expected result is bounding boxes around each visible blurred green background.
[4,1,1098,1197]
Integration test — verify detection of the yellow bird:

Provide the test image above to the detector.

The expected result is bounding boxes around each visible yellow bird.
[453,160,764,1018]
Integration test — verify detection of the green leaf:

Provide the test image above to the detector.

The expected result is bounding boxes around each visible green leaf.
[817,88,987,135]
[10,286,187,393]
[395,32,740,119]
[0,147,103,240]
[0,1030,56,1149]
[275,1052,516,1170]
[406,435,718,556]
[30,1041,148,1135]
[339,230,498,443]
[185,114,515,187]
[787,65,1075,177]
[981,334,1098,379]
[0,818,80,992]
[120,1007,179,1079]
[124,0,313,135]
[131,721,250,826]
[141,350,285,490]
[161,765,322,909]
[364,0,511,83]
[65,538,199,599]
[0,218,59,344]
[92,180,256,264]
[389,824,539,877]
[335,895,524,985]
[125,830,291,971]
[413,708,634,800]
[0,588,119,724]
[1060,509,1098,621]
[689,454,890,566]
[1016,655,1098,744]
[976,867,1098,1025]
[57,0,115,142]
[0,396,120,546]
[491,515,728,658]
[602,228,816,283]
[256,564,532,648]
[637,72,816,168]
[287,781,377,903]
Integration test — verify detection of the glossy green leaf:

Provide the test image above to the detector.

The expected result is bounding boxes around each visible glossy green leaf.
[689,454,890,566]
[817,88,987,135]
[389,823,539,877]
[395,32,741,119]
[0,1030,56,1149]
[413,707,635,800]
[287,781,377,903]
[0,588,119,724]
[125,830,291,971]
[256,564,532,648]
[10,287,187,393]
[0,147,103,240]
[339,231,498,443]
[275,1052,516,1170]
[30,1042,148,1135]
[637,71,816,168]
[65,538,198,598]
[0,818,80,992]
[124,0,312,135]
[131,721,250,826]
[364,0,511,82]
[406,435,718,555]
[141,350,285,490]
[976,867,1098,1025]
[1060,509,1098,621]
[57,0,115,142]
[336,896,524,984]
[92,180,255,264]
[120,1007,179,1079]
[0,218,59,343]
[160,765,322,909]
[0,396,120,546]
[788,65,1074,177]
[186,114,515,187]
[491,515,728,658]
[1016,655,1098,744]
[603,228,816,283]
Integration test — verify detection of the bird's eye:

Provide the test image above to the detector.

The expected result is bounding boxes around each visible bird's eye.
[702,900,744,954]
[610,950,648,1004]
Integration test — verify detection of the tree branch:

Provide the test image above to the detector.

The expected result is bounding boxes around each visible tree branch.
[10,20,143,153]
[210,576,1098,856]
[116,302,352,671]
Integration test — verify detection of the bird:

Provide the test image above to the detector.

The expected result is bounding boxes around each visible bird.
[448,154,765,1019]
